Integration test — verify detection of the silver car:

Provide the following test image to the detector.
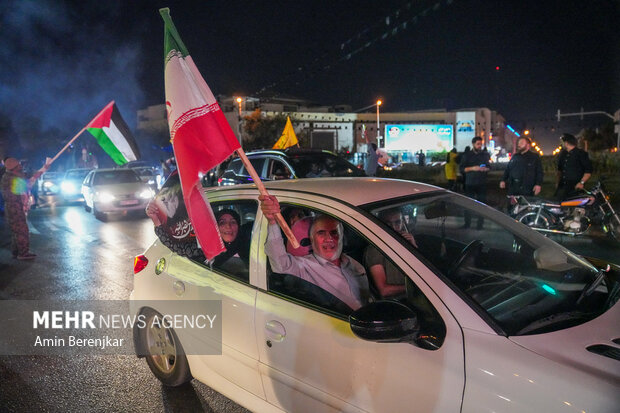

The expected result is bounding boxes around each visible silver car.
[81,168,154,220]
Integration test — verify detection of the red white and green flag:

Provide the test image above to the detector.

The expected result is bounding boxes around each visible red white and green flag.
[86,101,140,165]
[160,8,241,260]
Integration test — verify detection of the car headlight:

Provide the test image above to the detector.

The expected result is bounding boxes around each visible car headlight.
[138,188,154,199]
[43,181,54,188]
[97,192,116,203]
[61,181,77,194]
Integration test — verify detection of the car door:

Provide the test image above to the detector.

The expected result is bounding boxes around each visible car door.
[157,198,265,399]
[254,197,466,412]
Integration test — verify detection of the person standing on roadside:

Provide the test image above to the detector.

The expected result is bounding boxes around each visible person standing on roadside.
[500,137,543,196]
[444,148,458,191]
[365,142,379,177]
[555,133,592,201]
[1,157,51,260]
[459,137,490,228]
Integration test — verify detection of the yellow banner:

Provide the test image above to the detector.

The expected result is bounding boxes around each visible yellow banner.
[273,116,299,150]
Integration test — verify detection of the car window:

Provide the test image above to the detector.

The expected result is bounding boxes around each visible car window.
[288,153,364,178]
[246,158,266,178]
[227,159,243,174]
[264,203,446,347]
[209,201,257,283]
[65,170,90,180]
[364,193,607,335]
[268,160,291,180]
[93,170,140,185]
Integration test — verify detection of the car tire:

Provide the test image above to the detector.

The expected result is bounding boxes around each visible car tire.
[93,205,106,222]
[140,308,192,387]
[84,202,92,213]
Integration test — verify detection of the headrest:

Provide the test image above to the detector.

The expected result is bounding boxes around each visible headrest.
[286,216,313,256]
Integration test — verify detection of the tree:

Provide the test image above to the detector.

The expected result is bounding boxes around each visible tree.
[580,122,616,151]
[242,109,287,150]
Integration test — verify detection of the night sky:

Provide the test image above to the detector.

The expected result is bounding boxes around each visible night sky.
[1,0,618,153]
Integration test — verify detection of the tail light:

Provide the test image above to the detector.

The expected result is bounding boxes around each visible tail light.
[133,255,149,274]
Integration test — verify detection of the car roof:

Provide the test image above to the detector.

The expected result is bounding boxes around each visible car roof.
[65,168,91,173]
[209,177,443,206]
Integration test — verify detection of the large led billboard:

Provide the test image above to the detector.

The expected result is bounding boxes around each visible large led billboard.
[385,124,453,152]
[456,111,476,149]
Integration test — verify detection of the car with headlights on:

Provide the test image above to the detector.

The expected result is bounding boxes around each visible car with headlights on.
[37,171,62,196]
[130,178,619,413]
[81,168,154,220]
[59,168,91,203]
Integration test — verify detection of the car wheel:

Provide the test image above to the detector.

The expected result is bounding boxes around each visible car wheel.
[84,202,91,213]
[93,205,106,221]
[140,308,192,387]
[516,209,552,229]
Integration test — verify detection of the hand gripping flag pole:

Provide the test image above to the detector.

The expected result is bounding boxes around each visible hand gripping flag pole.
[160,8,298,259]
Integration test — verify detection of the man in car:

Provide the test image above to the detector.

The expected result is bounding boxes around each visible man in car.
[259,195,371,310]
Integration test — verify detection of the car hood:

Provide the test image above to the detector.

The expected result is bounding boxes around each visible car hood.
[92,182,147,194]
[509,300,620,382]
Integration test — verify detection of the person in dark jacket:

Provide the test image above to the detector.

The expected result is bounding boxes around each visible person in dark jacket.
[500,137,543,196]
[459,137,490,229]
[555,133,593,201]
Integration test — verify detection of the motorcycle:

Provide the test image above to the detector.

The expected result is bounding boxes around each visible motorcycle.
[507,181,620,241]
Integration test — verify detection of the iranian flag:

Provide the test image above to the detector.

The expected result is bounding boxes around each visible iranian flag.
[86,101,140,165]
[160,8,241,260]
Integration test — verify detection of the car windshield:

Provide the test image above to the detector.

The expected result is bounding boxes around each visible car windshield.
[133,167,154,176]
[65,170,90,180]
[287,153,365,178]
[363,192,614,336]
[42,172,60,180]
[93,170,140,185]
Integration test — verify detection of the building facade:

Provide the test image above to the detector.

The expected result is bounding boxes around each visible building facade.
[137,96,513,159]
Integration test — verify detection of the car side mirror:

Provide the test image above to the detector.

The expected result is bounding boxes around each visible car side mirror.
[349,301,419,343]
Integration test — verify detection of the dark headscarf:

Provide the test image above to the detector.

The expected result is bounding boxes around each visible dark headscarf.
[213,209,244,266]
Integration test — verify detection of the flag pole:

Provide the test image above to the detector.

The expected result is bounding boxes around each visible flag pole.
[49,127,87,165]
[235,148,300,248]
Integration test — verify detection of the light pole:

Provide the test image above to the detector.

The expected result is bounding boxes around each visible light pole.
[236,97,243,117]
[376,99,382,147]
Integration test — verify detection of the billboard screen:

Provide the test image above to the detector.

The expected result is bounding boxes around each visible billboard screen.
[456,111,476,149]
[385,124,453,152]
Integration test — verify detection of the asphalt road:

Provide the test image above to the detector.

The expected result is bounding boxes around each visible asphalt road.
[0,199,617,412]
[0,202,249,413]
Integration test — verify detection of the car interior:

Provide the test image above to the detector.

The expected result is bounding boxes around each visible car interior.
[265,203,446,349]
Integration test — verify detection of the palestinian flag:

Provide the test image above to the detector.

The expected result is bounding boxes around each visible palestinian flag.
[160,8,241,260]
[86,101,140,165]
[273,116,299,150]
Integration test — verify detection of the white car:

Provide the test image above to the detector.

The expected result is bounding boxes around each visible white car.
[81,168,154,220]
[130,178,619,413]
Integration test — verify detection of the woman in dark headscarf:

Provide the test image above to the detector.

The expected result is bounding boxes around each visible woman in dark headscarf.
[212,209,250,278]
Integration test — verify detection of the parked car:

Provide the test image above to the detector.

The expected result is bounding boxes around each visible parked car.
[81,168,154,220]
[218,148,365,186]
[130,178,619,412]
[59,168,91,203]
[37,171,62,196]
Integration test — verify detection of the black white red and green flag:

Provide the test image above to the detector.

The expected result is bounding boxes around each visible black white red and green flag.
[160,8,241,260]
[86,101,140,165]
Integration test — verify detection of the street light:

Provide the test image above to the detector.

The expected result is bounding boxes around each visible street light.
[235,97,243,117]
[376,99,382,146]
